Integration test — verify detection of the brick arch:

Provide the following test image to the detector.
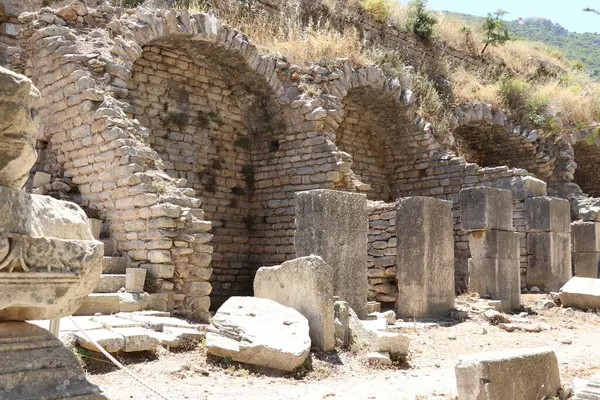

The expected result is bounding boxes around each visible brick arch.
[449,103,554,180]
[323,66,442,201]
[122,27,292,308]
[107,11,285,103]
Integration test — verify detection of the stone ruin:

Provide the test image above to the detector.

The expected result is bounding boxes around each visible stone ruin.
[0,66,105,398]
[0,2,593,320]
[2,1,600,397]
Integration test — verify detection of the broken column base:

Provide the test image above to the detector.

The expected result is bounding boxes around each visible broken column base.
[0,322,106,399]
[468,257,521,312]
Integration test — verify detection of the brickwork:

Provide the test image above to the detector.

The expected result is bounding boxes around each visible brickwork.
[3,2,594,311]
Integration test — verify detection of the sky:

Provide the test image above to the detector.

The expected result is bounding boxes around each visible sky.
[419,0,600,34]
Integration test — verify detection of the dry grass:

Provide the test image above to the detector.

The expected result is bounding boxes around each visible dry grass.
[212,0,600,130]
[217,4,369,66]
[449,68,500,107]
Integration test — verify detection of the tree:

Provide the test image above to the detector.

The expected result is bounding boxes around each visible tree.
[481,9,511,56]
[406,0,437,41]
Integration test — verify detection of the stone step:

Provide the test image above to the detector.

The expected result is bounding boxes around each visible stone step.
[102,256,129,274]
[93,274,126,294]
[75,293,169,316]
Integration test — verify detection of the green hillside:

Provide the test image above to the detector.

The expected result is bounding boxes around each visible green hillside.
[444,12,600,78]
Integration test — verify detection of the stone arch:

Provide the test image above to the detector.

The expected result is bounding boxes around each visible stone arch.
[450,103,553,179]
[324,66,442,201]
[571,133,600,197]
[119,16,289,308]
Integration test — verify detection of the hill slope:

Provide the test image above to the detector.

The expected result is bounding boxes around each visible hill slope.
[445,12,600,77]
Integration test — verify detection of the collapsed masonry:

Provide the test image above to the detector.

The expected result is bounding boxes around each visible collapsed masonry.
[0,2,598,316]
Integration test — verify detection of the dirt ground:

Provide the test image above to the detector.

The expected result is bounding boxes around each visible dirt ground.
[85,294,600,400]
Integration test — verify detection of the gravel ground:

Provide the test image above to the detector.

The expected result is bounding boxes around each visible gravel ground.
[86,294,600,400]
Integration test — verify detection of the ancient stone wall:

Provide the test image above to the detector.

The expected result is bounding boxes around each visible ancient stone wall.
[3,3,591,311]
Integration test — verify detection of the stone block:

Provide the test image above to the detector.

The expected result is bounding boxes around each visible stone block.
[32,171,51,188]
[295,190,368,318]
[110,327,159,352]
[295,189,368,232]
[526,232,572,291]
[491,176,547,201]
[573,252,600,278]
[572,221,600,252]
[88,218,102,240]
[468,257,521,312]
[334,300,350,348]
[468,230,520,260]
[460,187,513,232]
[525,196,571,233]
[395,197,455,319]
[254,255,335,351]
[366,301,381,313]
[455,347,561,400]
[206,297,311,372]
[560,277,600,309]
[75,329,125,353]
[125,268,146,293]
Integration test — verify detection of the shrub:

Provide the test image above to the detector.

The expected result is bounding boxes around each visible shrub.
[405,0,437,41]
[360,0,393,22]
[481,9,511,56]
[498,77,531,119]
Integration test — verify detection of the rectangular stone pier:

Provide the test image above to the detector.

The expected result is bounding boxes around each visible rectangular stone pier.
[572,221,600,278]
[525,197,572,291]
[395,197,454,319]
[295,190,368,318]
[460,187,521,312]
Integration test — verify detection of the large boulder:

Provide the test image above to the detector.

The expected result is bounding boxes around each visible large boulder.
[455,348,561,400]
[254,255,335,351]
[206,297,311,371]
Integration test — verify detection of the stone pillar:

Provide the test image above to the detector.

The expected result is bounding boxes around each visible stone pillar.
[395,197,454,319]
[572,220,600,278]
[460,187,521,312]
[525,197,572,291]
[295,190,368,318]
[491,176,548,288]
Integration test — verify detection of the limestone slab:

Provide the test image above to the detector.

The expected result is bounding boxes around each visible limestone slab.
[460,187,513,232]
[527,232,572,291]
[525,196,571,233]
[491,176,547,201]
[110,327,159,352]
[560,277,600,310]
[468,229,520,260]
[75,329,125,353]
[573,252,600,278]
[395,197,455,319]
[254,255,335,351]
[295,190,368,318]
[468,257,521,312]
[149,327,204,348]
[455,347,561,400]
[206,297,310,371]
[572,221,600,252]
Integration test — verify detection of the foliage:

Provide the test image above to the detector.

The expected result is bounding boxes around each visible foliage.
[360,0,393,22]
[498,77,531,119]
[481,9,511,56]
[446,11,600,78]
[405,0,437,41]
